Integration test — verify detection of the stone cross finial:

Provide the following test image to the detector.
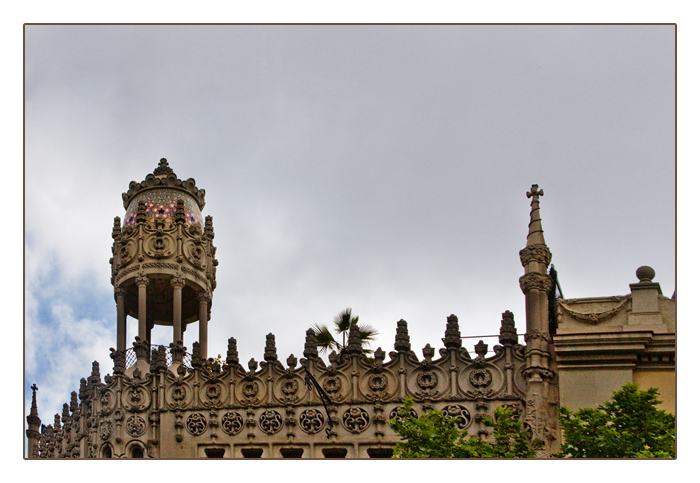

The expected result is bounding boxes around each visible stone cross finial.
[31,383,38,393]
[527,184,543,204]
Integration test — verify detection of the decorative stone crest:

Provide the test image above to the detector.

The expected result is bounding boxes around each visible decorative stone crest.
[99,420,113,440]
[125,415,147,437]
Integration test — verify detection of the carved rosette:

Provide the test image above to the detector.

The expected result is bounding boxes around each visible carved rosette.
[299,409,326,434]
[221,411,244,436]
[185,413,207,436]
[258,410,283,435]
[442,405,471,429]
[342,407,370,433]
[389,406,418,421]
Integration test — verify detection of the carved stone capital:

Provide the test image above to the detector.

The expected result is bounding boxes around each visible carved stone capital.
[135,273,150,287]
[170,274,186,289]
[519,244,552,267]
[519,272,553,294]
[114,288,127,299]
[196,291,211,303]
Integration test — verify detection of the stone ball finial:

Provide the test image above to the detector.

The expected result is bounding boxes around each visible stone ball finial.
[636,266,655,282]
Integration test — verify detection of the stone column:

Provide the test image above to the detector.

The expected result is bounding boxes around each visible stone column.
[135,273,149,342]
[171,275,186,345]
[197,291,210,360]
[115,288,127,352]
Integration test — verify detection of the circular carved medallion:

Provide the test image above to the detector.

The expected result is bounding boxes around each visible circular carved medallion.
[442,405,471,430]
[186,413,207,436]
[221,411,244,435]
[417,371,438,390]
[368,373,388,392]
[469,368,493,388]
[299,409,325,434]
[258,410,283,435]
[342,407,370,433]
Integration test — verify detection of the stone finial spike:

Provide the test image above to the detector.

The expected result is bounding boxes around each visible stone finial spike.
[303,328,319,359]
[112,217,122,239]
[346,323,362,355]
[526,184,546,247]
[153,157,174,177]
[61,403,70,425]
[264,333,278,362]
[444,314,462,349]
[248,358,258,373]
[394,319,411,352]
[422,344,435,361]
[287,354,297,369]
[226,337,239,365]
[175,199,186,224]
[191,341,203,368]
[69,391,78,414]
[474,340,488,358]
[110,348,126,375]
[374,347,386,363]
[499,310,518,346]
[89,361,101,386]
[205,215,214,239]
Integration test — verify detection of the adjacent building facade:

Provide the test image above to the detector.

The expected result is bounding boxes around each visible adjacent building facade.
[25,160,675,458]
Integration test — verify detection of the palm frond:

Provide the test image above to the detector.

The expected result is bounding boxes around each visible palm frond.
[310,323,338,354]
[333,308,357,333]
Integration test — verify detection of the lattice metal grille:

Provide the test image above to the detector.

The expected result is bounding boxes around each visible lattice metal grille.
[124,345,193,369]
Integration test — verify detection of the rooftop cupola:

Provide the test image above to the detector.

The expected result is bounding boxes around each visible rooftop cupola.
[110,159,218,372]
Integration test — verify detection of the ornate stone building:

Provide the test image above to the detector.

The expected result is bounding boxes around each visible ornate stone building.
[25,160,675,459]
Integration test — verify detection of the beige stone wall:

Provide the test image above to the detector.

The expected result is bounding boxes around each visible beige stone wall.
[633,369,675,415]
[558,367,632,412]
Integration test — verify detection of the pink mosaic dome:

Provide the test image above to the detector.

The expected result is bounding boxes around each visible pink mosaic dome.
[123,188,204,228]
[121,158,206,229]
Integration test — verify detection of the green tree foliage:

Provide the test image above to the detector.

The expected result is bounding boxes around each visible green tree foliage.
[388,398,541,458]
[557,383,675,458]
[310,308,378,354]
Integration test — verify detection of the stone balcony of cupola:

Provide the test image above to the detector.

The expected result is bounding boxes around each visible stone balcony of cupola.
[110,159,218,361]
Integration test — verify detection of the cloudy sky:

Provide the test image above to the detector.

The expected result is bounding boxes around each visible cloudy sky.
[23,24,677,433]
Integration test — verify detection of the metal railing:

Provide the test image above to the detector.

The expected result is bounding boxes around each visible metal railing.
[124,345,193,370]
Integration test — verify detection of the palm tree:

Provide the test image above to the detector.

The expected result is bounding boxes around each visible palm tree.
[310,308,378,355]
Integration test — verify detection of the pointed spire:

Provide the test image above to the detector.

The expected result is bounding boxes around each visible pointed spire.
[27,384,41,428]
[264,333,278,362]
[226,337,239,366]
[444,314,462,349]
[394,319,411,352]
[346,323,362,355]
[303,328,319,359]
[526,184,546,246]
[153,157,174,177]
[499,310,518,346]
